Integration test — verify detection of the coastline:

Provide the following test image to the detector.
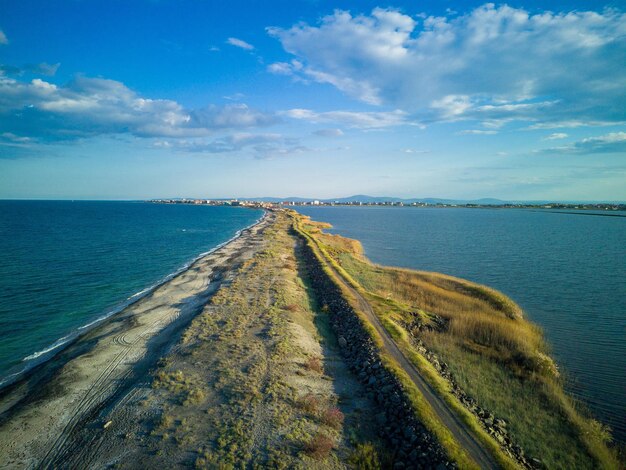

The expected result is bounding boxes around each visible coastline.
[0,210,271,468]
[0,209,619,469]
[0,209,267,392]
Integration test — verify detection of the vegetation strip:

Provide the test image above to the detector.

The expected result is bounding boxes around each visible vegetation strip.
[293,218,458,469]
[292,211,620,470]
[292,212,501,469]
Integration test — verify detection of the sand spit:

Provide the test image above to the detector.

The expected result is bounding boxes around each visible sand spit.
[0,211,272,469]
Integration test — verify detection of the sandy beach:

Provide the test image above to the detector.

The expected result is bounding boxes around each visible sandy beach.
[0,211,272,469]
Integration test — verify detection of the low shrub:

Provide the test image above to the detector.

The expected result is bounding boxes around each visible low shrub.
[305,433,334,460]
[321,407,344,429]
[305,356,323,373]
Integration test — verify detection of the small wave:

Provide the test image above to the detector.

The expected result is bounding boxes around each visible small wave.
[77,314,110,330]
[23,334,72,361]
[128,285,153,300]
[0,371,22,389]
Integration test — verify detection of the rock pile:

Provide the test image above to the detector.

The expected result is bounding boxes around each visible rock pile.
[407,333,537,469]
[297,235,455,470]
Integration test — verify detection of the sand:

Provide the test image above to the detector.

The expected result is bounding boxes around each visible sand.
[0,211,272,469]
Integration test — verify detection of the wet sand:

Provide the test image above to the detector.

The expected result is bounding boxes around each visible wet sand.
[0,211,272,469]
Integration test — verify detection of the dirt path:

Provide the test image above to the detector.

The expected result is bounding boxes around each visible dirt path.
[325,261,501,470]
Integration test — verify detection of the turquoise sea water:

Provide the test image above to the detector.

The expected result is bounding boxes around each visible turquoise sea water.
[0,201,262,386]
[296,206,626,442]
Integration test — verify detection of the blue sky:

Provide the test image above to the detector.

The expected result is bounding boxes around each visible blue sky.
[0,0,625,200]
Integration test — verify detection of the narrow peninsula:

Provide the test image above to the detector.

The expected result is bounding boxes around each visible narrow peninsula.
[0,210,618,469]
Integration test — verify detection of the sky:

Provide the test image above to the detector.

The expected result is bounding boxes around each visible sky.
[0,0,625,201]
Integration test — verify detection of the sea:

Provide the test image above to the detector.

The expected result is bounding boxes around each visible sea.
[296,205,626,443]
[0,201,263,388]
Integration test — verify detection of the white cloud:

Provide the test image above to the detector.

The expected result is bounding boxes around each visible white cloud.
[431,95,473,119]
[223,92,245,101]
[1,132,31,143]
[314,128,344,137]
[267,62,293,75]
[268,59,381,104]
[527,120,626,130]
[0,76,276,142]
[458,129,498,135]
[0,30,7,45]
[227,37,254,50]
[544,133,569,140]
[269,5,626,126]
[157,132,310,159]
[163,133,282,152]
[189,103,276,129]
[282,108,409,129]
[543,132,626,154]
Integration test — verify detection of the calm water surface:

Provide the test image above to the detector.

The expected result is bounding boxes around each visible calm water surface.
[296,206,626,442]
[0,201,262,386]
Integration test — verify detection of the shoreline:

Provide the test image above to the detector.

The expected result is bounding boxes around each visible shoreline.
[0,210,272,468]
[0,209,267,393]
[0,209,619,469]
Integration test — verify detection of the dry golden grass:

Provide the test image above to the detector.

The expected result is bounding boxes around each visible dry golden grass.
[318,232,364,256]
[336,251,547,376]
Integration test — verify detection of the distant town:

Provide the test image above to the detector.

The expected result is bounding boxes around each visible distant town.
[150,198,626,212]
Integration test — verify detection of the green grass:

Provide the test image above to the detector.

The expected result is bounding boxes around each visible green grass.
[425,333,598,468]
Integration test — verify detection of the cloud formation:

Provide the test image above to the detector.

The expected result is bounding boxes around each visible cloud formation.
[0,30,7,45]
[282,108,409,129]
[314,128,344,137]
[543,132,626,154]
[0,62,60,76]
[458,129,498,135]
[155,133,309,159]
[227,37,254,50]
[0,76,276,142]
[544,133,569,140]
[269,5,626,126]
